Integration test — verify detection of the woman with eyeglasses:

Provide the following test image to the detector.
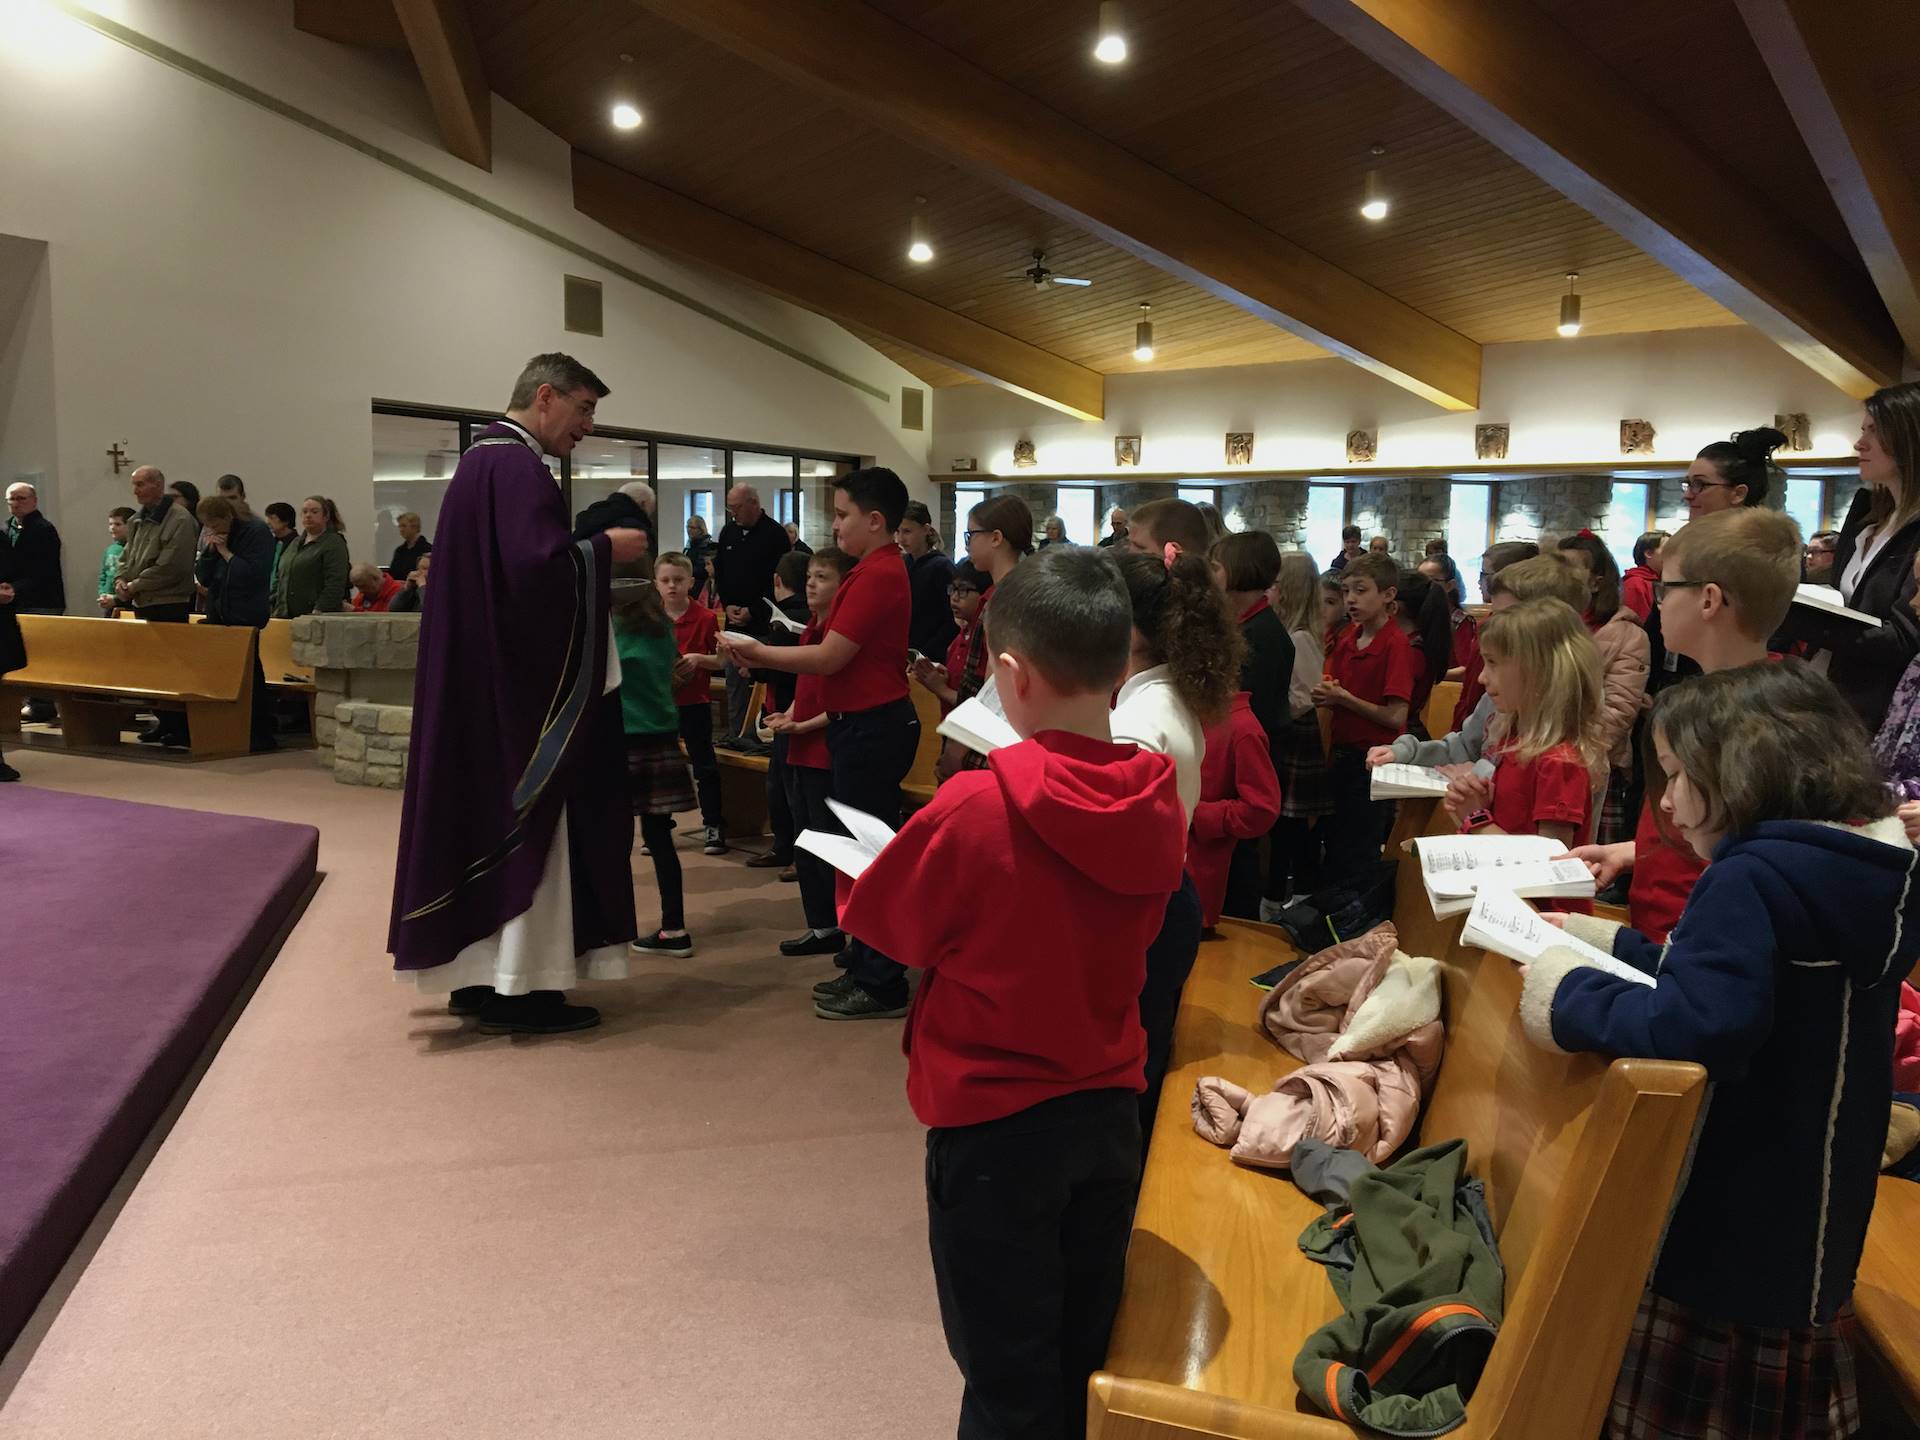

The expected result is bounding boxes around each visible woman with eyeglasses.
[1780,382,1920,731]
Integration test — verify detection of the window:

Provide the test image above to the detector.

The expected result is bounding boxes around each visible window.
[1602,482,1651,577]
[684,489,714,545]
[1303,484,1347,570]
[1783,477,1827,544]
[1446,483,1493,570]
[371,412,462,564]
[1177,484,1219,511]
[774,489,798,526]
[1054,487,1097,546]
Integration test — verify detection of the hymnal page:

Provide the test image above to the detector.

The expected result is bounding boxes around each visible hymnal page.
[1370,763,1452,800]
[1792,583,1881,628]
[1414,833,1563,881]
[1462,889,1654,987]
[1414,834,1594,917]
[937,697,1022,756]
[794,802,898,879]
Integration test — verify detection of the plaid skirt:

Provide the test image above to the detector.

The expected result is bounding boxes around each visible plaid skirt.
[625,731,697,817]
[1607,1290,1862,1440]
[1278,711,1333,819]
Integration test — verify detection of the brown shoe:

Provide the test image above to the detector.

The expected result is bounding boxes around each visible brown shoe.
[779,866,799,883]
[745,850,793,869]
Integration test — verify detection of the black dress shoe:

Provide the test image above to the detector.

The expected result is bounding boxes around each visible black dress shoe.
[136,726,169,745]
[0,761,20,783]
[745,850,793,869]
[780,929,845,957]
[448,985,495,1017]
[476,991,600,1035]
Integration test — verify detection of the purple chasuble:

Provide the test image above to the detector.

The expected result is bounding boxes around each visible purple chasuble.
[389,421,636,970]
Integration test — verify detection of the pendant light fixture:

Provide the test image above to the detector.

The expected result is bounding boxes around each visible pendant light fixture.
[906,196,933,264]
[1359,143,1388,222]
[1132,303,1154,363]
[611,54,643,131]
[1557,272,1583,337]
[1094,1,1127,63]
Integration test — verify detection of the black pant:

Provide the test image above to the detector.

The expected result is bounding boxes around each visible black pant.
[676,702,725,830]
[766,732,795,859]
[782,757,838,933]
[724,654,754,739]
[1222,840,1265,922]
[135,603,194,740]
[1317,745,1391,885]
[829,698,921,1004]
[1137,876,1201,1146]
[928,1088,1141,1440]
[638,813,684,932]
[1268,816,1318,904]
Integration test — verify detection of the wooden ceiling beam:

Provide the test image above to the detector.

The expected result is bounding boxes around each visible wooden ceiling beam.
[628,0,1482,412]
[1292,0,1902,398]
[1736,0,1920,361]
[292,0,410,52]
[572,152,1106,420]
[391,0,492,171]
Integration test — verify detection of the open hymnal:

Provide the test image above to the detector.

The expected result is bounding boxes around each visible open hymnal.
[1413,833,1597,918]
[719,630,759,649]
[1370,763,1452,800]
[937,696,1021,756]
[1791,583,1881,628]
[794,799,896,880]
[1461,888,1654,987]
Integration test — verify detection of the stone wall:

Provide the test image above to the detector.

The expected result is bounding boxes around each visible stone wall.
[332,701,411,788]
[291,613,419,781]
[1219,481,1308,546]
[1350,479,1452,564]
[1493,476,1614,545]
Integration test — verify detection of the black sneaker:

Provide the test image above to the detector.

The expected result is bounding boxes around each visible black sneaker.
[476,991,601,1034]
[630,932,694,959]
[781,929,845,957]
[811,971,861,1001]
[703,827,729,856]
[136,726,169,745]
[448,985,494,1017]
[814,985,909,1021]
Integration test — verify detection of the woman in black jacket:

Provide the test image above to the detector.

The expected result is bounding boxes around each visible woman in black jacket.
[1785,382,1920,732]
[0,536,26,780]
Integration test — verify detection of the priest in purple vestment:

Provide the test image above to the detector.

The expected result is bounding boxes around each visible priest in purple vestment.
[388,353,650,1034]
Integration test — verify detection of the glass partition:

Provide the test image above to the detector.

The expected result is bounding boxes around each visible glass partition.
[371,413,462,567]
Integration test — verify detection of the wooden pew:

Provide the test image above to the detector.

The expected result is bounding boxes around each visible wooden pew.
[257,618,315,725]
[1857,1175,1920,1427]
[1091,799,1708,1439]
[1,615,257,760]
[1423,678,1461,739]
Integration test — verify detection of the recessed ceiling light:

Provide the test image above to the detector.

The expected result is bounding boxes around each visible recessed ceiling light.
[1094,1,1127,63]
[1558,272,1583,337]
[611,102,643,130]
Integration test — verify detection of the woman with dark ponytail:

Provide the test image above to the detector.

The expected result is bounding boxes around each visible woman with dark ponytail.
[1781,381,1920,730]
[1684,425,1785,519]
[1112,547,1244,1147]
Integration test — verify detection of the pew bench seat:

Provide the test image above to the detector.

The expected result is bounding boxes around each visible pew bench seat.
[1857,1174,1920,1427]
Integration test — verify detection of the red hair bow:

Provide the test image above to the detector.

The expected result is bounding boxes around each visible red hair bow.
[1577,527,1596,539]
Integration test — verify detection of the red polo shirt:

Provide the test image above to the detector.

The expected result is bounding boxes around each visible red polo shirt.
[820,541,910,714]
[1325,620,1418,748]
[670,600,719,707]
[787,618,830,770]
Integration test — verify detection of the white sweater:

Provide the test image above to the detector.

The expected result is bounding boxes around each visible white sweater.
[1111,664,1206,822]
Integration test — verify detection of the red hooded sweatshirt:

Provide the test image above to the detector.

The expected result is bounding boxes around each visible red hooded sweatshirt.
[1189,693,1282,927]
[839,729,1187,1128]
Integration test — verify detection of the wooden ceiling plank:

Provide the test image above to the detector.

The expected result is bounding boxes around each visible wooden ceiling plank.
[1735,0,1920,359]
[1292,0,1901,397]
[293,0,412,50]
[571,151,1104,419]
[629,0,1482,411]
[392,0,494,170]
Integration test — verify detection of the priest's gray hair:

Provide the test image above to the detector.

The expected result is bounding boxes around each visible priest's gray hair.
[507,352,610,410]
[618,480,657,516]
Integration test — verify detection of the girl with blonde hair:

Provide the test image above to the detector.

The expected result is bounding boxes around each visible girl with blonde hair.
[1265,551,1333,909]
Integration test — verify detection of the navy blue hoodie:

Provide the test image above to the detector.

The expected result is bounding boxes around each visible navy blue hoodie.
[1521,816,1919,1328]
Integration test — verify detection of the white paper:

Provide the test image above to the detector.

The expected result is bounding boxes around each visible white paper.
[767,612,806,634]
[1370,763,1452,799]
[1414,833,1564,876]
[794,802,898,880]
[938,697,1022,756]
[719,630,759,648]
[1792,583,1881,628]
[826,799,897,855]
[1462,889,1654,987]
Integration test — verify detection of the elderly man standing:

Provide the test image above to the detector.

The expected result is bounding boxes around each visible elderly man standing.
[714,482,790,738]
[389,353,648,1035]
[7,482,64,722]
[116,466,198,744]
[1097,506,1128,548]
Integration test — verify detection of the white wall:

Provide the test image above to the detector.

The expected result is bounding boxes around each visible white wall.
[933,327,1865,478]
[0,0,932,611]
[0,238,58,537]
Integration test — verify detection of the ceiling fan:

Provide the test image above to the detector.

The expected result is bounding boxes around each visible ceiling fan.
[1015,249,1093,289]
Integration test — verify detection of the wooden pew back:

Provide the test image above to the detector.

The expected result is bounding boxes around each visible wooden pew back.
[1091,799,1706,1438]
[9,615,252,700]
[257,619,310,683]
[902,683,944,805]
[1423,679,1461,739]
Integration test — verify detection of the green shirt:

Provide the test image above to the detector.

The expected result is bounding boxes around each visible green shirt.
[272,529,349,619]
[615,623,680,736]
[98,539,125,597]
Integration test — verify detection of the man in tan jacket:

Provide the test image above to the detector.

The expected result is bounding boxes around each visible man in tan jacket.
[114,465,199,744]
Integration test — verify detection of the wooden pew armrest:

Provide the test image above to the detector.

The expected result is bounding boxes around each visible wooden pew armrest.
[1090,1374,1352,1439]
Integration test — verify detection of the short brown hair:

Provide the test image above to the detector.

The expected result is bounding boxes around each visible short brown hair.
[1128,498,1211,556]
[1488,554,1586,611]
[1655,658,1888,836]
[654,551,693,576]
[808,546,856,580]
[196,496,237,527]
[109,506,135,523]
[967,494,1034,555]
[1659,507,1802,640]
[1339,552,1399,594]
[1209,529,1282,592]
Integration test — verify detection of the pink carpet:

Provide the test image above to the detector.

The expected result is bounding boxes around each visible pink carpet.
[0,786,316,1355]
[0,749,955,1438]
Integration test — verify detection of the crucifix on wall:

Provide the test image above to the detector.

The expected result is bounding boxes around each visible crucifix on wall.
[107,440,129,474]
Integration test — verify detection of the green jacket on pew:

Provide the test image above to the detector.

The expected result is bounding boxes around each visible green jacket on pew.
[1293,1138,1506,1437]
